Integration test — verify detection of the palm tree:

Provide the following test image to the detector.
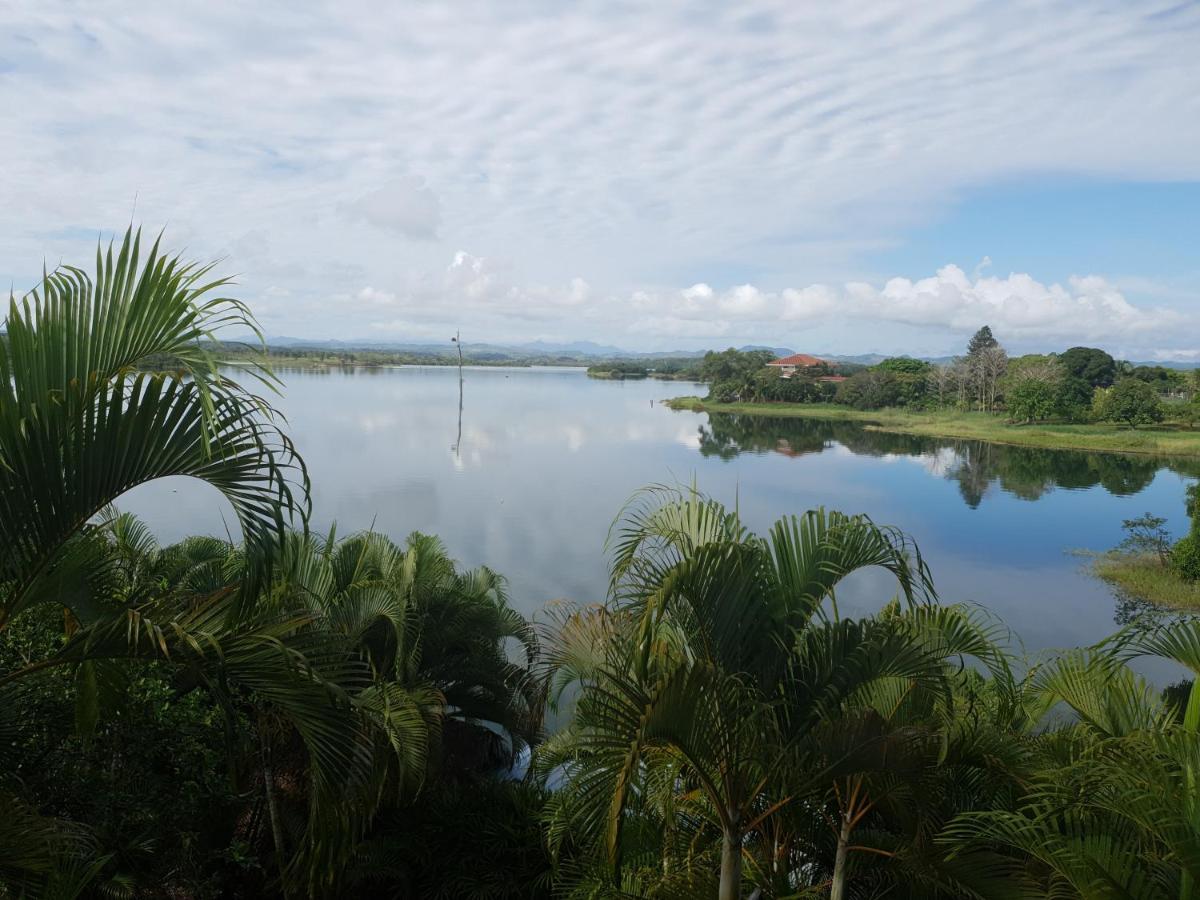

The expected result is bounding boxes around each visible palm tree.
[0,227,546,898]
[264,527,541,781]
[0,228,321,896]
[1,512,544,897]
[0,226,308,634]
[537,485,1006,899]
[946,620,1200,899]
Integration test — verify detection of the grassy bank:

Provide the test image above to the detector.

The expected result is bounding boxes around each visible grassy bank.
[586,370,647,379]
[1093,553,1200,610]
[218,356,400,369]
[588,370,698,380]
[665,396,1200,456]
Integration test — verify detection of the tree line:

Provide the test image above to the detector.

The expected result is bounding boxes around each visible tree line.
[7,231,1200,899]
[704,327,1195,428]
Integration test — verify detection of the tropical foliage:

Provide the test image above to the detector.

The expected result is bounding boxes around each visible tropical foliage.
[5,229,1200,899]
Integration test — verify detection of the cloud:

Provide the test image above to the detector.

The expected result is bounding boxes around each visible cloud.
[337,249,1186,354]
[854,266,1180,339]
[356,285,398,305]
[345,177,441,240]
[446,251,506,301]
[1,2,1198,352]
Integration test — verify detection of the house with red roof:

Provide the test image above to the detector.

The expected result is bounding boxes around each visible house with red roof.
[767,353,828,378]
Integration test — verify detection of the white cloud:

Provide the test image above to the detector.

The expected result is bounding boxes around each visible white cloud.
[356,285,398,305]
[446,251,503,301]
[854,266,1180,339]
[345,177,441,240]
[0,1,1198,354]
[333,250,1188,355]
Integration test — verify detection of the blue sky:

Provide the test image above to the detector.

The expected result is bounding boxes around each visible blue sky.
[869,179,1200,289]
[2,2,1199,358]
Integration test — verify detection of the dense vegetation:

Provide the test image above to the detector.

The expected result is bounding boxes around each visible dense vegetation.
[701,330,1199,431]
[8,231,1200,899]
[209,342,595,369]
[1096,485,1200,609]
[585,358,703,380]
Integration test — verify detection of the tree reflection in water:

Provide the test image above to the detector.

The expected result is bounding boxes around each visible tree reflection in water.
[695,413,1200,509]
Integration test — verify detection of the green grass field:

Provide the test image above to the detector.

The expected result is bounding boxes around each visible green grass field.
[665,397,1200,456]
[1093,553,1200,610]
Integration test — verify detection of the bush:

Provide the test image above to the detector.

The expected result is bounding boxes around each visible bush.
[1006,378,1058,423]
[763,376,836,404]
[835,369,926,410]
[875,356,931,375]
[1119,513,1172,564]
[1172,535,1200,582]
[1097,378,1165,428]
[1056,376,1096,422]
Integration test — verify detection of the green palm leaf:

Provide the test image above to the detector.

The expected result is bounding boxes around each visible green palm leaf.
[0,227,307,629]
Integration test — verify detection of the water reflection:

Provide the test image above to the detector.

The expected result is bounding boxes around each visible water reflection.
[1110,588,1188,630]
[696,413,1200,508]
[116,367,1195,672]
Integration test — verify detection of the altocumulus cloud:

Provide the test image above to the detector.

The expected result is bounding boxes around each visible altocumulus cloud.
[1,1,1198,355]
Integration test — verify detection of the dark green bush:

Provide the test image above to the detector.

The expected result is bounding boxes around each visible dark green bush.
[1171,534,1200,582]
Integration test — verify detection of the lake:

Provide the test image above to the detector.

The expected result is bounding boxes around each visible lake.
[122,365,1198,671]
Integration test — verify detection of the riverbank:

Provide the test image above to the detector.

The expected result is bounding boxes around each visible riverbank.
[219,356,541,370]
[665,397,1200,456]
[1093,553,1200,610]
[586,370,698,381]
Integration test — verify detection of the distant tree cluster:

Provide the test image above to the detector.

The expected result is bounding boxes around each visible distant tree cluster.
[585,360,650,378]
[698,329,1193,430]
[834,359,929,410]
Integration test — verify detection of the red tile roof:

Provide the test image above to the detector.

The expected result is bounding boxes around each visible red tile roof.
[768,353,827,367]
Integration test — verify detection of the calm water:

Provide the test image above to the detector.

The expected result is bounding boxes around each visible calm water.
[122,365,1198,668]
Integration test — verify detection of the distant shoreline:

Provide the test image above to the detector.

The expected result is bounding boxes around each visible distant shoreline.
[219,355,571,370]
[665,396,1200,457]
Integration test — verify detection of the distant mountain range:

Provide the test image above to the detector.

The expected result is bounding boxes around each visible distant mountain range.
[236,335,798,361]
[228,336,1194,369]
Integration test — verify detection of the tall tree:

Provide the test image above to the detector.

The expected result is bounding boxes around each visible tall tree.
[1059,346,1117,388]
[967,325,999,356]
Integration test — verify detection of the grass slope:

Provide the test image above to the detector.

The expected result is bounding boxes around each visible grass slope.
[1094,553,1200,610]
[665,397,1200,456]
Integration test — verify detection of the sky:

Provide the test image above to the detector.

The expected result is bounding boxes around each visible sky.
[2,1,1199,358]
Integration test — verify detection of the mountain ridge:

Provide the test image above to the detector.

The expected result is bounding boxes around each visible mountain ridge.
[220,336,1195,369]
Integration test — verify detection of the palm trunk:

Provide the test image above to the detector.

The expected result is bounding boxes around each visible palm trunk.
[719,826,743,900]
[260,727,289,892]
[830,815,851,900]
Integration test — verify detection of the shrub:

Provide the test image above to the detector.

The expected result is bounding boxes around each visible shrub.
[1006,378,1058,423]
[1119,513,1172,564]
[763,376,835,404]
[835,369,926,410]
[1172,534,1200,582]
[1056,376,1096,422]
[1098,378,1165,428]
[875,356,931,375]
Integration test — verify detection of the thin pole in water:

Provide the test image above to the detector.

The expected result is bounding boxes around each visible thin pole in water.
[451,331,463,457]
